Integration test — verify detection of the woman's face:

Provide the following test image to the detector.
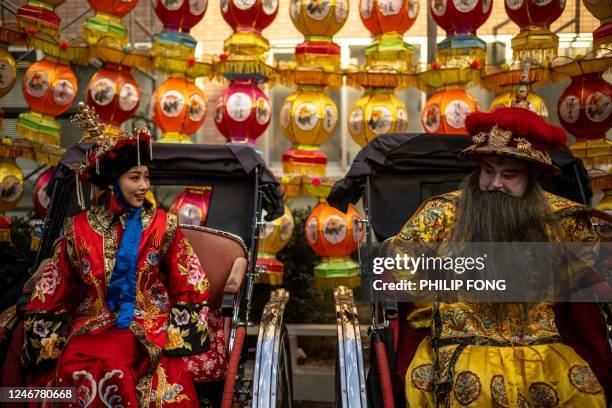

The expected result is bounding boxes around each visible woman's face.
[117,165,150,208]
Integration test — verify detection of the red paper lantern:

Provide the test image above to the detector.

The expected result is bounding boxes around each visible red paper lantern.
[421,88,480,135]
[214,78,271,144]
[87,63,141,135]
[582,0,611,50]
[505,0,565,61]
[558,73,611,141]
[169,186,212,226]
[84,0,140,46]
[153,0,208,59]
[428,0,492,65]
[17,58,77,148]
[221,0,279,58]
[360,0,419,36]
[360,0,419,69]
[151,75,207,143]
[33,167,54,218]
[17,0,65,36]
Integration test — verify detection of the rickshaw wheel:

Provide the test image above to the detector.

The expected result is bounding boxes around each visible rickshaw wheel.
[252,288,293,408]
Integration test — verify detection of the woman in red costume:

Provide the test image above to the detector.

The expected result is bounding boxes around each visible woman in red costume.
[22,106,209,407]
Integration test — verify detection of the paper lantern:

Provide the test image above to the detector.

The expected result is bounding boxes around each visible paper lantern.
[558,73,611,142]
[489,88,549,118]
[152,74,207,143]
[421,88,479,135]
[257,205,294,285]
[582,0,612,51]
[505,0,565,62]
[87,62,141,136]
[0,47,17,99]
[290,0,349,70]
[83,0,139,47]
[33,167,54,219]
[153,0,208,60]
[17,0,65,36]
[360,0,419,69]
[17,58,77,148]
[0,157,24,214]
[169,186,213,226]
[214,78,271,144]
[221,0,279,59]
[428,0,492,66]
[280,87,338,175]
[306,199,364,289]
[349,89,408,147]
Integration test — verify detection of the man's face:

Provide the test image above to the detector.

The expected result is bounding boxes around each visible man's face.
[479,156,529,198]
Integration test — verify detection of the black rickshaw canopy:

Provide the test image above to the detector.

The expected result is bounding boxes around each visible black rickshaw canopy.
[39,142,284,265]
[328,133,592,241]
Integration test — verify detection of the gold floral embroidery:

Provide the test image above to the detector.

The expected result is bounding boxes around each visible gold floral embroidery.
[165,325,186,350]
[164,303,210,355]
[23,314,67,367]
[153,365,190,405]
[131,321,162,408]
[161,213,178,258]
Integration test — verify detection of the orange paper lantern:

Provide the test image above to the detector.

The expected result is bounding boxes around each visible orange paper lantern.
[151,74,207,143]
[421,88,479,135]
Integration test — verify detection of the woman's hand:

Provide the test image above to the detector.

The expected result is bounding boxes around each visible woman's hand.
[22,258,51,295]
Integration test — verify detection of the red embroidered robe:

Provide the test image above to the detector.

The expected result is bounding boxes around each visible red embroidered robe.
[23,197,211,407]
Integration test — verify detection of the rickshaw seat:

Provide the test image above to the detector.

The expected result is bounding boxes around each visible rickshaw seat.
[180,225,248,311]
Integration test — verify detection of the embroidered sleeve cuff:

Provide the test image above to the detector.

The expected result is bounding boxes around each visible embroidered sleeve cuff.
[163,303,210,356]
[23,312,68,370]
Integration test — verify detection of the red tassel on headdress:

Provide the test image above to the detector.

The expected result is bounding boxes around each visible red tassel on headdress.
[465,107,567,152]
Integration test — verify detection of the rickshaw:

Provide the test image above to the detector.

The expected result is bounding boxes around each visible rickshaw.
[327,133,612,407]
[0,142,294,407]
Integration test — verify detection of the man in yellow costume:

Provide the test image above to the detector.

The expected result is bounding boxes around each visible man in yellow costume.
[391,107,609,407]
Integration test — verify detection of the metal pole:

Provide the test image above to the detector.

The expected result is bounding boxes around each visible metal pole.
[426,7,436,64]
[61,7,92,30]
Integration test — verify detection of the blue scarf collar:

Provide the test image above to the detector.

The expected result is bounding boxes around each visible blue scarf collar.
[106,180,143,328]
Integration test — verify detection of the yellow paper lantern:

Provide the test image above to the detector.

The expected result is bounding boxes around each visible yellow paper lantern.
[0,47,17,99]
[290,0,349,69]
[257,205,295,285]
[489,89,549,118]
[280,86,338,176]
[0,156,25,213]
[348,89,408,147]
